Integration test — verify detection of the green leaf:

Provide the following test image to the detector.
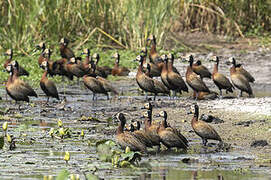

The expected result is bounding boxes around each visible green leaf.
[56,169,70,180]
[86,174,99,180]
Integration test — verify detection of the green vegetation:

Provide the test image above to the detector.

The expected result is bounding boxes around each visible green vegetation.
[1,0,271,84]
[1,0,271,51]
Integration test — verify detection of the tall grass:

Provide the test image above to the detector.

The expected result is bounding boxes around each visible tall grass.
[0,0,271,54]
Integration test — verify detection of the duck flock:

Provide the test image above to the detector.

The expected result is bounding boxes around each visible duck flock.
[2,34,255,153]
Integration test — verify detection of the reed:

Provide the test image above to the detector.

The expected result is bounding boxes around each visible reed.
[0,0,270,53]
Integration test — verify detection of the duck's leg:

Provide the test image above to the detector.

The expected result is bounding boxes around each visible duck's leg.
[202,139,207,146]
[92,93,95,101]
[239,91,243,98]
[46,97,50,104]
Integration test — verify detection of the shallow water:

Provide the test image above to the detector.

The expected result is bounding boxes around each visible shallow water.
[0,79,271,179]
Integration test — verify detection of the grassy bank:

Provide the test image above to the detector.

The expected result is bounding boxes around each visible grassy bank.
[1,0,271,52]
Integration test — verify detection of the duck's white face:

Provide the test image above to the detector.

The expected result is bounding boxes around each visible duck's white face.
[83,48,89,54]
[41,61,48,67]
[39,42,45,48]
[70,57,76,63]
[92,53,98,59]
[148,34,154,40]
[44,48,50,55]
[228,57,234,63]
[159,111,165,117]
[141,47,147,53]
[167,53,173,59]
[113,53,119,59]
[136,55,141,61]
[161,54,166,60]
[11,60,16,66]
[6,65,12,73]
[60,38,65,44]
[144,103,150,109]
[5,49,12,55]
[143,111,149,118]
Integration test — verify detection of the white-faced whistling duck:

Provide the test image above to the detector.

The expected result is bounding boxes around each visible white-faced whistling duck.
[59,37,75,59]
[146,63,170,96]
[6,61,37,109]
[191,104,222,146]
[141,47,161,77]
[228,57,255,83]
[111,52,130,76]
[186,55,210,99]
[228,57,254,97]
[49,49,74,81]
[142,110,161,150]
[40,61,60,103]
[116,113,147,153]
[92,63,118,99]
[83,63,108,101]
[4,49,29,76]
[160,55,176,92]
[167,53,189,95]
[66,57,86,79]
[129,122,154,148]
[157,111,189,147]
[135,55,159,100]
[36,42,46,66]
[157,111,188,149]
[191,59,212,80]
[93,53,112,77]
[147,35,162,64]
[80,48,91,73]
[41,48,58,77]
[210,56,234,97]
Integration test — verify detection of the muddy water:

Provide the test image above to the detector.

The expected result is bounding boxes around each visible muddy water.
[0,80,271,180]
[1,48,271,179]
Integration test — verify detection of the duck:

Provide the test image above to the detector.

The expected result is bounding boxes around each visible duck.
[66,57,86,79]
[210,56,234,97]
[59,37,75,59]
[5,61,37,109]
[228,57,255,83]
[157,110,189,148]
[145,63,170,96]
[91,63,118,99]
[92,53,112,77]
[147,35,162,63]
[166,53,189,94]
[35,42,46,66]
[40,48,58,77]
[160,55,176,93]
[116,113,147,153]
[157,111,188,149]
[40,61,60,103]
[83,63,108,101]
[111,52,130,76]
[130,123,153,148]
[135,55,159,100]
[142,110,161,150]
[80,48,92,73]
[186,55,210,99]
[141,47,161,77]
[191,59,212,79]
[191,104,222,146]
[3,49,29,76]
[228,57,253,97]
